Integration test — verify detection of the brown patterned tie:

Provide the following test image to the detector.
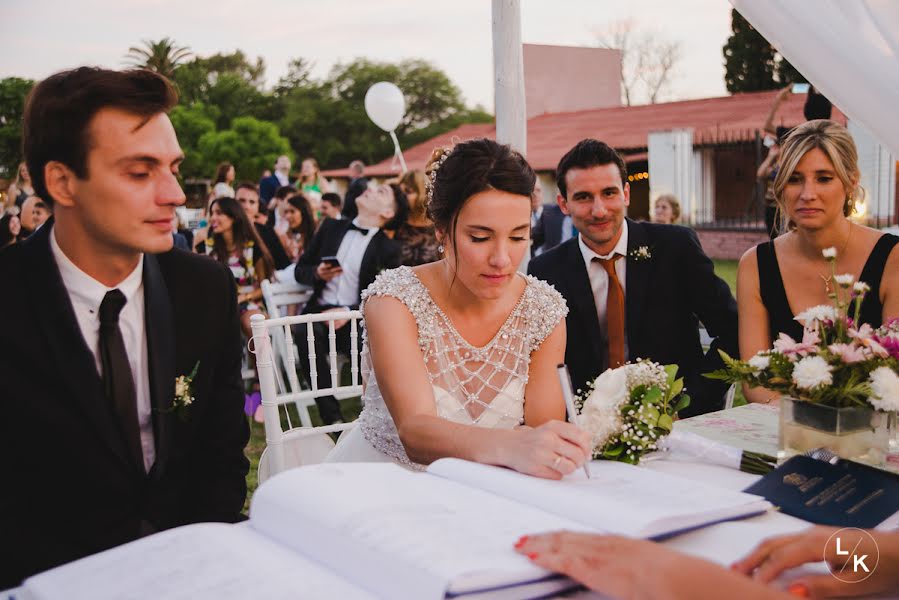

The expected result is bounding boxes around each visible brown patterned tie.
[595,255,625,369]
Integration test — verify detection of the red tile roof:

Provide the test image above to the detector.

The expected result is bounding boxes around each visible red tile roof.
[322,89,846,177]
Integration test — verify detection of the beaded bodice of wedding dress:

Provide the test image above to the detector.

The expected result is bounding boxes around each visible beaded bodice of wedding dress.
[348,266,567,470]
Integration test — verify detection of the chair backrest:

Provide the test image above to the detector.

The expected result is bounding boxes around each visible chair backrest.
[250,311,363,482]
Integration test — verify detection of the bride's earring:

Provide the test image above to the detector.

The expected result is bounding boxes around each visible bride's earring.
[438,244,445,254]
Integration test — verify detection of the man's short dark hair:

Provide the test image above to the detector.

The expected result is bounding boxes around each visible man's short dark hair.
[235,181,259,195]
[321,192,341,208]
[23,67,178,206]
[555,139,627,199]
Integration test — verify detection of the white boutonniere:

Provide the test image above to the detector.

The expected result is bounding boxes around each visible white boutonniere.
[167,361,200,420]
[629,245,652,261]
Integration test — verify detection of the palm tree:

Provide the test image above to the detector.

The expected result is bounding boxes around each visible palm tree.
[125,38,192,79]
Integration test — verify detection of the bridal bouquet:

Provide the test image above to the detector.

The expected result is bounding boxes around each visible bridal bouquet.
[706,248,899,411]
[575,360,690,464]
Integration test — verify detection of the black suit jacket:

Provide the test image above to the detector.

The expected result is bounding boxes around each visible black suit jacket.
[532,204,566,256]
[342,177,368,221]
[294,217,400,311]
[0,224,250,587]
[529,219,738,416]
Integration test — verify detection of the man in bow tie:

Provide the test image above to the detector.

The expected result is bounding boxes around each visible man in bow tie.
[0,67,249,587]
[294,183,408,423]
[529,139,738,417]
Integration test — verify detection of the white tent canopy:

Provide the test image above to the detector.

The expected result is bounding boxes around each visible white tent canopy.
[731,0,899,157]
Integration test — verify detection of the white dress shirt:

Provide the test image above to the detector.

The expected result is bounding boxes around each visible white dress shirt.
[51,230,155,472]
[320,218,378,307]
[578,219,630,361]
[274,170,289,187]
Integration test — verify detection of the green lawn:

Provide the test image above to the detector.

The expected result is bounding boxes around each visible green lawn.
[242,260,744,507]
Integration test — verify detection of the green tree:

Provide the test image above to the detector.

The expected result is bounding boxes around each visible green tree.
[168,102,218,178]
[125,37,192,79]
[723,10,777,93]
[196,116,292,183]
[0,77,34,177]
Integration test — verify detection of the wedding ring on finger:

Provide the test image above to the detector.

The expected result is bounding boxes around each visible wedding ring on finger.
[552,455,562,470]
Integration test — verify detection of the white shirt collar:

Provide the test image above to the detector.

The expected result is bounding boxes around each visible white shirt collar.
[578,218,629,264]
[50,227,144,311]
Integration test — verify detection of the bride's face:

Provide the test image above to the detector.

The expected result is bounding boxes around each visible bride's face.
[442,189,531,299]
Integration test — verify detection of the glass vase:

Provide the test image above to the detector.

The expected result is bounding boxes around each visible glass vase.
[779,397,890,466]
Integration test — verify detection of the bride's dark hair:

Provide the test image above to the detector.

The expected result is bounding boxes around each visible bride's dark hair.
[425,138,535,258]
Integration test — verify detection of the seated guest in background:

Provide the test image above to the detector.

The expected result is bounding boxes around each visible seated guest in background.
[321,192,343,220]
[294,182,408,424]
[529,139,737,416]
[200,196,275,337]
[211,161,236,199]
[269,184,296,233]
[19,195,40,239]
[515,527,899,599]
[0,67,248,588]
[326,139,590,474]
[342,159,368,220]
[282,193,316,261]
[395,169,439,266]
[738,120,898,404]
[259,154,292,206]
[7,162,35,209]
[531,196,575,256]
[530,177,544,227]
[0,210,21,249]
[32,199,52,230]
[651,194,680,224]
[297,157,329,195]
[171,215,189,250]
[236,181,291,270]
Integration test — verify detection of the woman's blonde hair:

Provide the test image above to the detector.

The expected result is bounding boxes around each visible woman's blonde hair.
[399,169,428,223]
[655,194,681,222]
[773,119,862,228]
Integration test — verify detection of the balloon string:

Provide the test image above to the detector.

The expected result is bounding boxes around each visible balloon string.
[390,130,408,174]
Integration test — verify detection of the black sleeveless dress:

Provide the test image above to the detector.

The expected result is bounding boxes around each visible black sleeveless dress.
[757,234,898,341]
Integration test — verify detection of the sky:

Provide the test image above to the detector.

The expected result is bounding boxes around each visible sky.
[0,0,735,110]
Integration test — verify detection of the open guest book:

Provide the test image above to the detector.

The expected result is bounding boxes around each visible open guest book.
[23,459,771,600]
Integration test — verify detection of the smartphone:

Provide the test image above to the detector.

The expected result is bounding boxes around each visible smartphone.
[791,83,810,94]
[320,256,341,268]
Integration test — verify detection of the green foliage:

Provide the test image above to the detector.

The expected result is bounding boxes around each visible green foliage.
[169,103,217,177]
[722,9,806,93]
[125,37,192,79]
[0,77,33,177]
[196,117,292,184]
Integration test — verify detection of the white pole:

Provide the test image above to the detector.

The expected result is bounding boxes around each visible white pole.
[492,0,526,155]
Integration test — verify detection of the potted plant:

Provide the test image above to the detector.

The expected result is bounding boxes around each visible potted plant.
[707,248,899,466]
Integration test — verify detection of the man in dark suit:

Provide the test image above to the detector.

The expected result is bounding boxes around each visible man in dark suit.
[341,159,368,221]
[532,203,576,256]
[259,154,292,207]
[529,139,737,416]
[0,67,249,588]
[294,183,408,423]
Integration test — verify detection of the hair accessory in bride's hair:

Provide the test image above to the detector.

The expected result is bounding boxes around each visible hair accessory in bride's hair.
[425,146,453,205]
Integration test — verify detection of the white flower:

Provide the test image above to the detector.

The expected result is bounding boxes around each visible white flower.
[747,354,770,373]
[834,274,854,288]
[853,281,871,294]
[822,247,837,259]
[624,360,668,391]
[791,356,834,390]
[794,305,837,326]
[580,367,629,448]
[868,367,899,412]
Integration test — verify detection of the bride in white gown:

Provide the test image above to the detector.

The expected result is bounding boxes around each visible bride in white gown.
[326,139,590,479]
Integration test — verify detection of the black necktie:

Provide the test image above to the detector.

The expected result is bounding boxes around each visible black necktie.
[347,222,370,235]
[99,289,143,470]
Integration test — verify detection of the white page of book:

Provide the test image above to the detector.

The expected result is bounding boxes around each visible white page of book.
[427,459,770,538]
[24,523,377,600]
[249,463,594,599]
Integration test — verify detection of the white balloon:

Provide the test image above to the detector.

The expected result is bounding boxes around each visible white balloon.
[364,82,405,132]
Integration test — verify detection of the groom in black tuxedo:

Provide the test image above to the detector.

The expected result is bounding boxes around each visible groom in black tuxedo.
[0,68,249,587]
[529,139,737,416]
[293,183,408,424]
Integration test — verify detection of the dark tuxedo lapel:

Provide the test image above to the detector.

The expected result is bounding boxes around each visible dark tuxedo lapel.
[563,239,603,362]
[143,253,175,477]
[327,219,351,255]
[625,219,651,354]
[22,224,133,468]
[359,231,386,293]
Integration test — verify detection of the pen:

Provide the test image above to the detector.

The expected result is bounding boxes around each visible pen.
[557,363,591,479]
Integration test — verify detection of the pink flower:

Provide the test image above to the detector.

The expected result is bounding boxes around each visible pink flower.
[849,323,875,340]
[773,332,818,358]
[872,336,899,359]
[828,343,869,364]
